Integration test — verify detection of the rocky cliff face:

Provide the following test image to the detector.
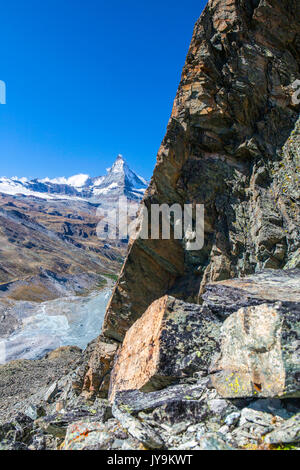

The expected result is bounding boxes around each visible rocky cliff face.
[81,0,300,372]
[98,0,300,346]
[76,0,300,447]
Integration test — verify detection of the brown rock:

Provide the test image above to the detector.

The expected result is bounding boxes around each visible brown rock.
[109,270,300,402]
[83,0,300,393]
[102,238,184,342]
[109,296,221,402]
[81,337,119,398]
[100,0,300,343]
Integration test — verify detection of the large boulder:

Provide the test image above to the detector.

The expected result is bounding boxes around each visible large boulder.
[109,296,221,401]
[80,336,119,399]
[110,270,300,401]
[209,302,300,399]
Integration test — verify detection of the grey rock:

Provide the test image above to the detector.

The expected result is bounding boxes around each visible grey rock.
[112,403,164,449]
[210,300,300,399]
[34,400,111,439]
[114,381,207,414]
[198,434,235,450]
[202,270,300,317]
[240,408,276,428]
[174,439,199,450]
[218,425,230,435]
[63,420,114,450]
[44,382,59,403]
[208,399,228,415]
[27,434,46,451]
[248,399,293,420]
[225,412,241,428]
[24,404,45,421]
[265,413,300,445]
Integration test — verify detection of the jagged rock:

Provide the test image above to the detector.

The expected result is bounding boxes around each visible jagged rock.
[97,0,300,344]
[112,377,240,445]
[84,0,300,396]
[239,408,277,429]
[109,296,221,400]
[112,403,165,449]
[62,415,144,451]
[209,300,300,399]
[34,398,112,439]
[24,404,45,421]
[113,383,206,414]
[0,413,34,445]
[229,408,277,448]
[264,413,300,445]
[202,269,300,317]
[109,271,299,402]
[44,382,59,403]
[78,336,119,398]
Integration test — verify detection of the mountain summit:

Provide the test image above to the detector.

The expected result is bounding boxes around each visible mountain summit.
[0,155,148,202]
[92,155,148,202]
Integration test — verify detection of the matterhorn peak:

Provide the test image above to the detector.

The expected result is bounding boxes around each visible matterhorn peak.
[0,154,148,202]
[110,154,126,174]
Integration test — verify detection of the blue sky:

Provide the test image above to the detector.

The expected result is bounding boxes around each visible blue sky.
[0,0,206,180]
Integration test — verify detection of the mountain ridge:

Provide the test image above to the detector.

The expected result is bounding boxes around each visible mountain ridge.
[0,155,148,202]
[0,155,148,301]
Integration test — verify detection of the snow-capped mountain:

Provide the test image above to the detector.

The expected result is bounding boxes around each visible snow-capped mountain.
[0,155,148,202]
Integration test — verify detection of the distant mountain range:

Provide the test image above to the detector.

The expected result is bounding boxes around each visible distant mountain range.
[0,155,148,203]
[0,156,148,302]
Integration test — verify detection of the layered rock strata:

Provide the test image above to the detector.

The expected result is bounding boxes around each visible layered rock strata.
[83,0,300,395]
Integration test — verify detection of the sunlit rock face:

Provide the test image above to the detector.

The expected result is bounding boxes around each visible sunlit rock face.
[102,0,300,341]
[83,0,300,398]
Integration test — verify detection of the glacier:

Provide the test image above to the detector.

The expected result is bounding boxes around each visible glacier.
[0,289,112,363]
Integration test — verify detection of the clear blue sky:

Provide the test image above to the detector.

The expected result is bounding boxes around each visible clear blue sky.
[0,0,206,180]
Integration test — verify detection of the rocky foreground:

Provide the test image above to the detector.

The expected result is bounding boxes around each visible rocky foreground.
[0,269,299,450]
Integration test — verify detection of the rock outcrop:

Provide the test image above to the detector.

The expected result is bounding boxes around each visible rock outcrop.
[82,0,300,402]
[109,296,221,401]
[210,301,299,399]
[109,270,299,401]
[100,0,300,344]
